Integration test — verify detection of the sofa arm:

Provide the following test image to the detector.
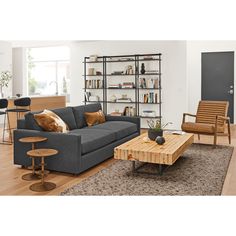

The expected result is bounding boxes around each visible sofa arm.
[105,115,140,133]
[17,119,26,129]
[13,129,82,174]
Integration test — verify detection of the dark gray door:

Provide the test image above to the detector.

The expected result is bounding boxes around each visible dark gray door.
[202,51,234,123]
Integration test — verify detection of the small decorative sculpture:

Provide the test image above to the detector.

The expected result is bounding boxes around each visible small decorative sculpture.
[155,136,165,145]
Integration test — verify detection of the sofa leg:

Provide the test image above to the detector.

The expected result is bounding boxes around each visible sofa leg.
[198,134,200,140]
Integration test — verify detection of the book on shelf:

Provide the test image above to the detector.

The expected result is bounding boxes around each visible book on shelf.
[139,78,159,89]
[140,92,159,103]
[84,91,91,102]
[123,106,136,117]
[86,79,103,89]
[142,110,156,117]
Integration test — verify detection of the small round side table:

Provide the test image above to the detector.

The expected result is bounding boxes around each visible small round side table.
[27,148,58,192]
[19,136,48,181]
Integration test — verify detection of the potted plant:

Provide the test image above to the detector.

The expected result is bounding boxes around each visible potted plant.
[0,70,12,98]
[147,119,172,141]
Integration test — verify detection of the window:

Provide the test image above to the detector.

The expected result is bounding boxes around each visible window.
[27,46,70,100]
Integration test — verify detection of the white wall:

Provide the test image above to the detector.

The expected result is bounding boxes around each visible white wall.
[187,40,236,122]
[0,41,12,125]
[70,41,187,129]
[0,41,12,97]
[12,48,27,96]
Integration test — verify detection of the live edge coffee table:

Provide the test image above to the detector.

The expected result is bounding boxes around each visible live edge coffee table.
[114,133,194,175]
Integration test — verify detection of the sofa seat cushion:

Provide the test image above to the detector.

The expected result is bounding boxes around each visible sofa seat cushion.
[182,122,224,134]
[69,128,116,154]
[85,121,138,140]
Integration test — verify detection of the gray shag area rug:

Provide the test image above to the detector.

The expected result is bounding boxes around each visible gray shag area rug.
[61,144,234,196]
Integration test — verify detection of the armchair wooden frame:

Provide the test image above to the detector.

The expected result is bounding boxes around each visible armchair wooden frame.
[182,101,231,147]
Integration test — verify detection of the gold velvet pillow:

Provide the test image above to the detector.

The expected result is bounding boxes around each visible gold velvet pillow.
[84,110,106,127]
[34,109,69,133]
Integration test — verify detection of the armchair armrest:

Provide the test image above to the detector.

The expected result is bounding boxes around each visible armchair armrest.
[105,115,140,133]
[216,115,230,121]
[182,113,196,123]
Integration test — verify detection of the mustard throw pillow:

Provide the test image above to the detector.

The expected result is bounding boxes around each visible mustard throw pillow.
[34,109,69,133]
[84,110,106,127]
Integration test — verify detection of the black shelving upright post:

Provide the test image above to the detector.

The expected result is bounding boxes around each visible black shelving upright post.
[159,54,162,123]
[84,56,87,105]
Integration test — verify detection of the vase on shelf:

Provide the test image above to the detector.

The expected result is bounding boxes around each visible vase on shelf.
[140,63,145,74]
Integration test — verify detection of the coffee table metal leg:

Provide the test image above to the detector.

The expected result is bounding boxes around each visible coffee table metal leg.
[132,161,135,172]
[159,164,163,176]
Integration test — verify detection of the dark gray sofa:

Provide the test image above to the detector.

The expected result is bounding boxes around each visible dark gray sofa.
[14,103,140,174]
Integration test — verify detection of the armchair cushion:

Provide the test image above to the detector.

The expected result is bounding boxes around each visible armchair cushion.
[182,122,224,134]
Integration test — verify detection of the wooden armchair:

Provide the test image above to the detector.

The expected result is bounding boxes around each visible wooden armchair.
[181,100,231,146]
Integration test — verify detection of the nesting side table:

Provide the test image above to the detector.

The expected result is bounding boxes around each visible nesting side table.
[27,148,58,192]
[19,136,48,181]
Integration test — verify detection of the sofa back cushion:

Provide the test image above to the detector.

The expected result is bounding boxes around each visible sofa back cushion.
[72,103,102,128]
[24,107,77,131]
[51,107,77,130]
[25,112,43,131]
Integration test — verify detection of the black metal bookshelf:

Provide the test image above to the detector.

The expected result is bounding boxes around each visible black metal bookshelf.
[83,53,162,120]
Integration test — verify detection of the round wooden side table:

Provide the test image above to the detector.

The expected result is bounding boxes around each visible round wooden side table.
[27,148,58,192]
[19,136,48,181]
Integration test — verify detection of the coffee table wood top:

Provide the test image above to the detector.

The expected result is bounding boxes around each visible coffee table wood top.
[19,136,47,143]
[114,133,194,165]
[27,149,58,158]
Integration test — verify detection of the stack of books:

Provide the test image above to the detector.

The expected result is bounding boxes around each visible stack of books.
[111,71,124,75]
[122,82,135,88]
[116,98,132,103]
[108,84,121,89]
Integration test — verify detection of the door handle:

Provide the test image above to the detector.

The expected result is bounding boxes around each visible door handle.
[228,89,234,94]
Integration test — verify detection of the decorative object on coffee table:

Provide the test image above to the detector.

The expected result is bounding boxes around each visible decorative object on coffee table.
[114,132,193,175]
[147,119,172,140]
[28,148,58,192]
[19,136,47,181]
[155,136,165,145]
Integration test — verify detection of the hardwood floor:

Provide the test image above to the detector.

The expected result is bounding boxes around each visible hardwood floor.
[0,127,236,195]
